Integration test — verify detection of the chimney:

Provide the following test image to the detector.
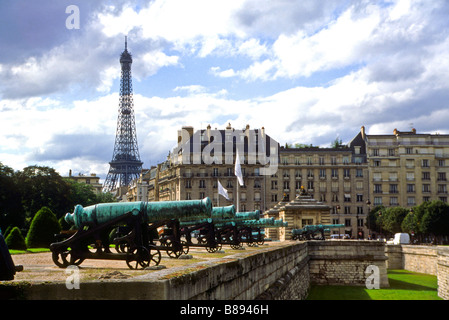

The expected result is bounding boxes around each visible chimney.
[360,126,365,140]
[178,126,194,146]
[69,169,72,177]
[207,124,211,142]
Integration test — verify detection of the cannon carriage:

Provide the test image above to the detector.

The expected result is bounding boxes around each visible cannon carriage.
[50,198,212,269]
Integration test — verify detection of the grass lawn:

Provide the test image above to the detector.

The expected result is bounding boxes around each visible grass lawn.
[307,269,442,300]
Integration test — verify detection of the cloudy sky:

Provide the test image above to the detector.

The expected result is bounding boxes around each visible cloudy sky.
[1,0,449,182]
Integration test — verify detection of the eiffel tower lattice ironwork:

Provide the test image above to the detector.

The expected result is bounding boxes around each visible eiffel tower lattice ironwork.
[103,37,143,192]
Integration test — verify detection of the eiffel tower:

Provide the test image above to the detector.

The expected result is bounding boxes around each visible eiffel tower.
[103,37,143,192]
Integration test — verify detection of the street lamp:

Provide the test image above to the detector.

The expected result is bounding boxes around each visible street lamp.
[336,205,341,238]
[366,200,371,240]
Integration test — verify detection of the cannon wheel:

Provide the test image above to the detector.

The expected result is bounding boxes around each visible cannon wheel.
[205,243,222,253]
[126,247,161,270]
[115,240,131,253]
[230,243,243,250]
[163,239,185,258]
[52,249,85,268]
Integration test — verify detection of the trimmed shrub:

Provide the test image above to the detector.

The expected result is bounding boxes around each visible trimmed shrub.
[26,207,61,248]
[5,227,27,250]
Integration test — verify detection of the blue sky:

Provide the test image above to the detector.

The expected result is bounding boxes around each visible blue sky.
[1,0,449,182]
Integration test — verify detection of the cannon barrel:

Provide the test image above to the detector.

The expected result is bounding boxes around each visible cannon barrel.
[235,210,260,220]
[179,209,260,227]
[65,197,213,229]
[291,223,344,235]
[211,205,235,219]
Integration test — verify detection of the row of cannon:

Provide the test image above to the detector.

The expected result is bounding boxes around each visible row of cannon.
[50,197,287,270]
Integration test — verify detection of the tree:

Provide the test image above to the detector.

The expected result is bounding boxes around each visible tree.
[0,162,25,231]
[26,206,61,248]
[420,200,449,243]
[367,205,384,234]
[382,207,409,236]
[64,178,98,209]
[14,166,72,220]
[331,136,344,148]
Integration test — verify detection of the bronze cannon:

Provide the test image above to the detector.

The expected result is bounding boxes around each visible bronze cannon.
[50,198,212,269]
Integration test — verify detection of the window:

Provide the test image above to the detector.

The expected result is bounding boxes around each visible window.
[438,172,447,181]
[422,184,431,193]
[307,181,314,190]
[390,197,398,206]
[407,184,415,193]
[422,159,430,168]
[344,169,350,178]
[389,184,398,194]
[388,149,395,156]
[344,207,351,214]
[283,181,290,191]
[185,180,192,188]
[374,184,382,193]
[307,169,314,178]
[407,197,416,206]
[422,172,431,180]
[373,149,379,156]
[406,147,413,154]
[319,169,326,178]
[356,169,363,177]
[345,218,351,227]
[271,194,278,202]
[331,169,338,178]
[374,160,381,167]
[212,168,219,177]
[319,157,325,165]
[302,219,313,227]
[199,180,206,188]
[374,197,382,205]
[356,194,363,202]
[439,160,446,167]
[344,194,351,202]
[406,159,414,168]
[271,180,277,190]
[438,184,447,194]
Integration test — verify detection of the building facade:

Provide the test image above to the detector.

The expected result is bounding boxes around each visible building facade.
[127,124,372,238]
[65,170,103,195]
[364,127,449,208]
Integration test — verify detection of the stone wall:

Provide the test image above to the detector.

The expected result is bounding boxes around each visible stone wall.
[402,245,438,275]
[384,244,449,300]
[308,240,389,288]
[438,247,449,300]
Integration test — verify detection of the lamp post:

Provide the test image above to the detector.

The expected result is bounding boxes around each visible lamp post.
[366,200,371,240]
[379,211,383,241]
[336,205,341,238]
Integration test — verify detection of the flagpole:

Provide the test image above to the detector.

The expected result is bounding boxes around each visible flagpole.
[236,177,239,213]
[217,179,219,207]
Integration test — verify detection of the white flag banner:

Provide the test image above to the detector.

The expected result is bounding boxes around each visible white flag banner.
[235,149,244,186]
[218,180,229,200]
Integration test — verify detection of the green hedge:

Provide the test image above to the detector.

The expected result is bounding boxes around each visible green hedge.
[26,206,61,248]
[5,227,27,250]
